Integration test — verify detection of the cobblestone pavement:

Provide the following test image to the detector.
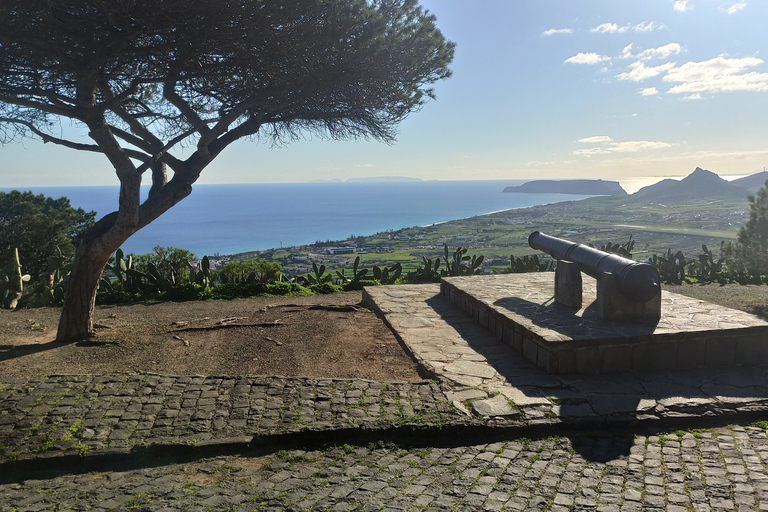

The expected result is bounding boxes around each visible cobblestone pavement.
[0,375,460,463]
[4,423,768,511]
[4,282,768,510]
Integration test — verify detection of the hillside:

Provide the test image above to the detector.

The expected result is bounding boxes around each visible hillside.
[630,167,750,203]
[504,179,626,195]
[732,171,768,193]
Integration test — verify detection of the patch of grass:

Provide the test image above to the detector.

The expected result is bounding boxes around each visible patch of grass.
[277,450,317,464]
[62,419,83,441]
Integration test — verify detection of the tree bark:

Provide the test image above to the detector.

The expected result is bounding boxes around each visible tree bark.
[55,233,118,342]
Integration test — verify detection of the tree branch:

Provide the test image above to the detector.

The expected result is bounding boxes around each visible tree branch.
[0,93,82,120]
[209,114,263,157]
[0,116,102,152]
[163,81,212,138]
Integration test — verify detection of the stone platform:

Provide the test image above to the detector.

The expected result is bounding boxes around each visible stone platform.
[441,274,768,374]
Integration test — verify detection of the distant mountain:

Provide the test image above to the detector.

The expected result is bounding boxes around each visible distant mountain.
[731,171,768,193]
[504,179,626,195]
[345,176,423,183]
[630,167,749,203]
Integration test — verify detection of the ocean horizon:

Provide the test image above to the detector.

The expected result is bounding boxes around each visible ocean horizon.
[0,178,657,257]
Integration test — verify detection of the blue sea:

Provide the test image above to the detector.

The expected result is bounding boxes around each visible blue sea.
[1,180,593,257]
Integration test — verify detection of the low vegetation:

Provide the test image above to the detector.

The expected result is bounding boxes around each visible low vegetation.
[3,179,768,310]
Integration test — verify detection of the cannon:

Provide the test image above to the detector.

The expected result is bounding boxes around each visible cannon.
[528,231,661,319]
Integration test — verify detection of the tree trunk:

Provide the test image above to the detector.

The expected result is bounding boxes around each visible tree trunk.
[55,236,116,342]
[54,176,195,343]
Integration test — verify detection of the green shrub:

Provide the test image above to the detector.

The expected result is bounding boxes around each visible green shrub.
[342,279,379,291]
[159,283,212,302]
[309,282,342,294]
[211,281,310,300]
[95,289,144,305]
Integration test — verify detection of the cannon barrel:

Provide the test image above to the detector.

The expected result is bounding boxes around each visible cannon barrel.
[528,231,660,303]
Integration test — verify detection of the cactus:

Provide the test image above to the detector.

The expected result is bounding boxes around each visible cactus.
[501,254,554,274]
[648,248,693,285]
[297,261,332,286]
[104,248,144,293]
[692,243,726,283]
[373,262,402,284]
[336,255,369,284]
[190,255,212,287]
[599,235,635,258]
[443,245,484,276]
[145,261,174,292]
[3,248,31,309]
[405,256,441,282]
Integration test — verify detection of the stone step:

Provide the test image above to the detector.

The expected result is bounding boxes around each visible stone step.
[441,274,768,375]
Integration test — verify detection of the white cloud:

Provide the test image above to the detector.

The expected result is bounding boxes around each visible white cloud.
[574,140,672,156]
[683,93,703,100]
[641,87,659,95]
[673,0,691,12]
[636,43,682,60]
[618,61,676,81]
[543,28,572,35]
[665,55,768,93]
[621,43,681,62]
[591,22,628,34]
[565,52,611,64]
[728,2,746,14]
[527,161,556,166]
[633,21,661,32]
[578,136,613,143]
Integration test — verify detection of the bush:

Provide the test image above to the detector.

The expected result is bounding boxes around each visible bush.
[309,282,342,294]
[210,281,311,300]
[95,289,144,305]
[159,283,213,302]
[342,279,379,291]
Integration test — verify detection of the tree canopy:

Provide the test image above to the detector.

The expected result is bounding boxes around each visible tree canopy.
[0,0,454,341]
[722,180,768,277]
[0,190,95,278]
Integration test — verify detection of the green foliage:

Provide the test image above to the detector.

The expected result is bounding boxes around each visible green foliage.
[598,236,635,258]
[499,254,554,274]
[310,282,343,294]
[132,246,196,287]
[0,190,95,279]
[210,282,311,300]
[342,279,379,291]
[648,248,694,285]
[373,262,402,285]
[191,256,212,287]
[336,256,368,285]
[720,180,768,280]
[690,243,726,284]
[405,256,442,283]
[443,245,484,276]
[218,258,283,284]
[0,248,30,309]
[297,262,333,286]
[28,262,69,307]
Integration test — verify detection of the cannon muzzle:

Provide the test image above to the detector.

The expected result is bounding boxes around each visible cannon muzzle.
[528,231,660,303]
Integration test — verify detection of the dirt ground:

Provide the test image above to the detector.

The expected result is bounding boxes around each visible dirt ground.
[1,283,767,381]
[0,291,422,381]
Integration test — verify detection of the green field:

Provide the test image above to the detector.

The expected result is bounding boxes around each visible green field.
[249,193,748,277]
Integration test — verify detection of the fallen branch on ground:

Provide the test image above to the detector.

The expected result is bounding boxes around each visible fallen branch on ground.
[171,321,284,332]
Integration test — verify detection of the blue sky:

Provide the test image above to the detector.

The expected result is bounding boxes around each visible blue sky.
[2,0,768,190]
